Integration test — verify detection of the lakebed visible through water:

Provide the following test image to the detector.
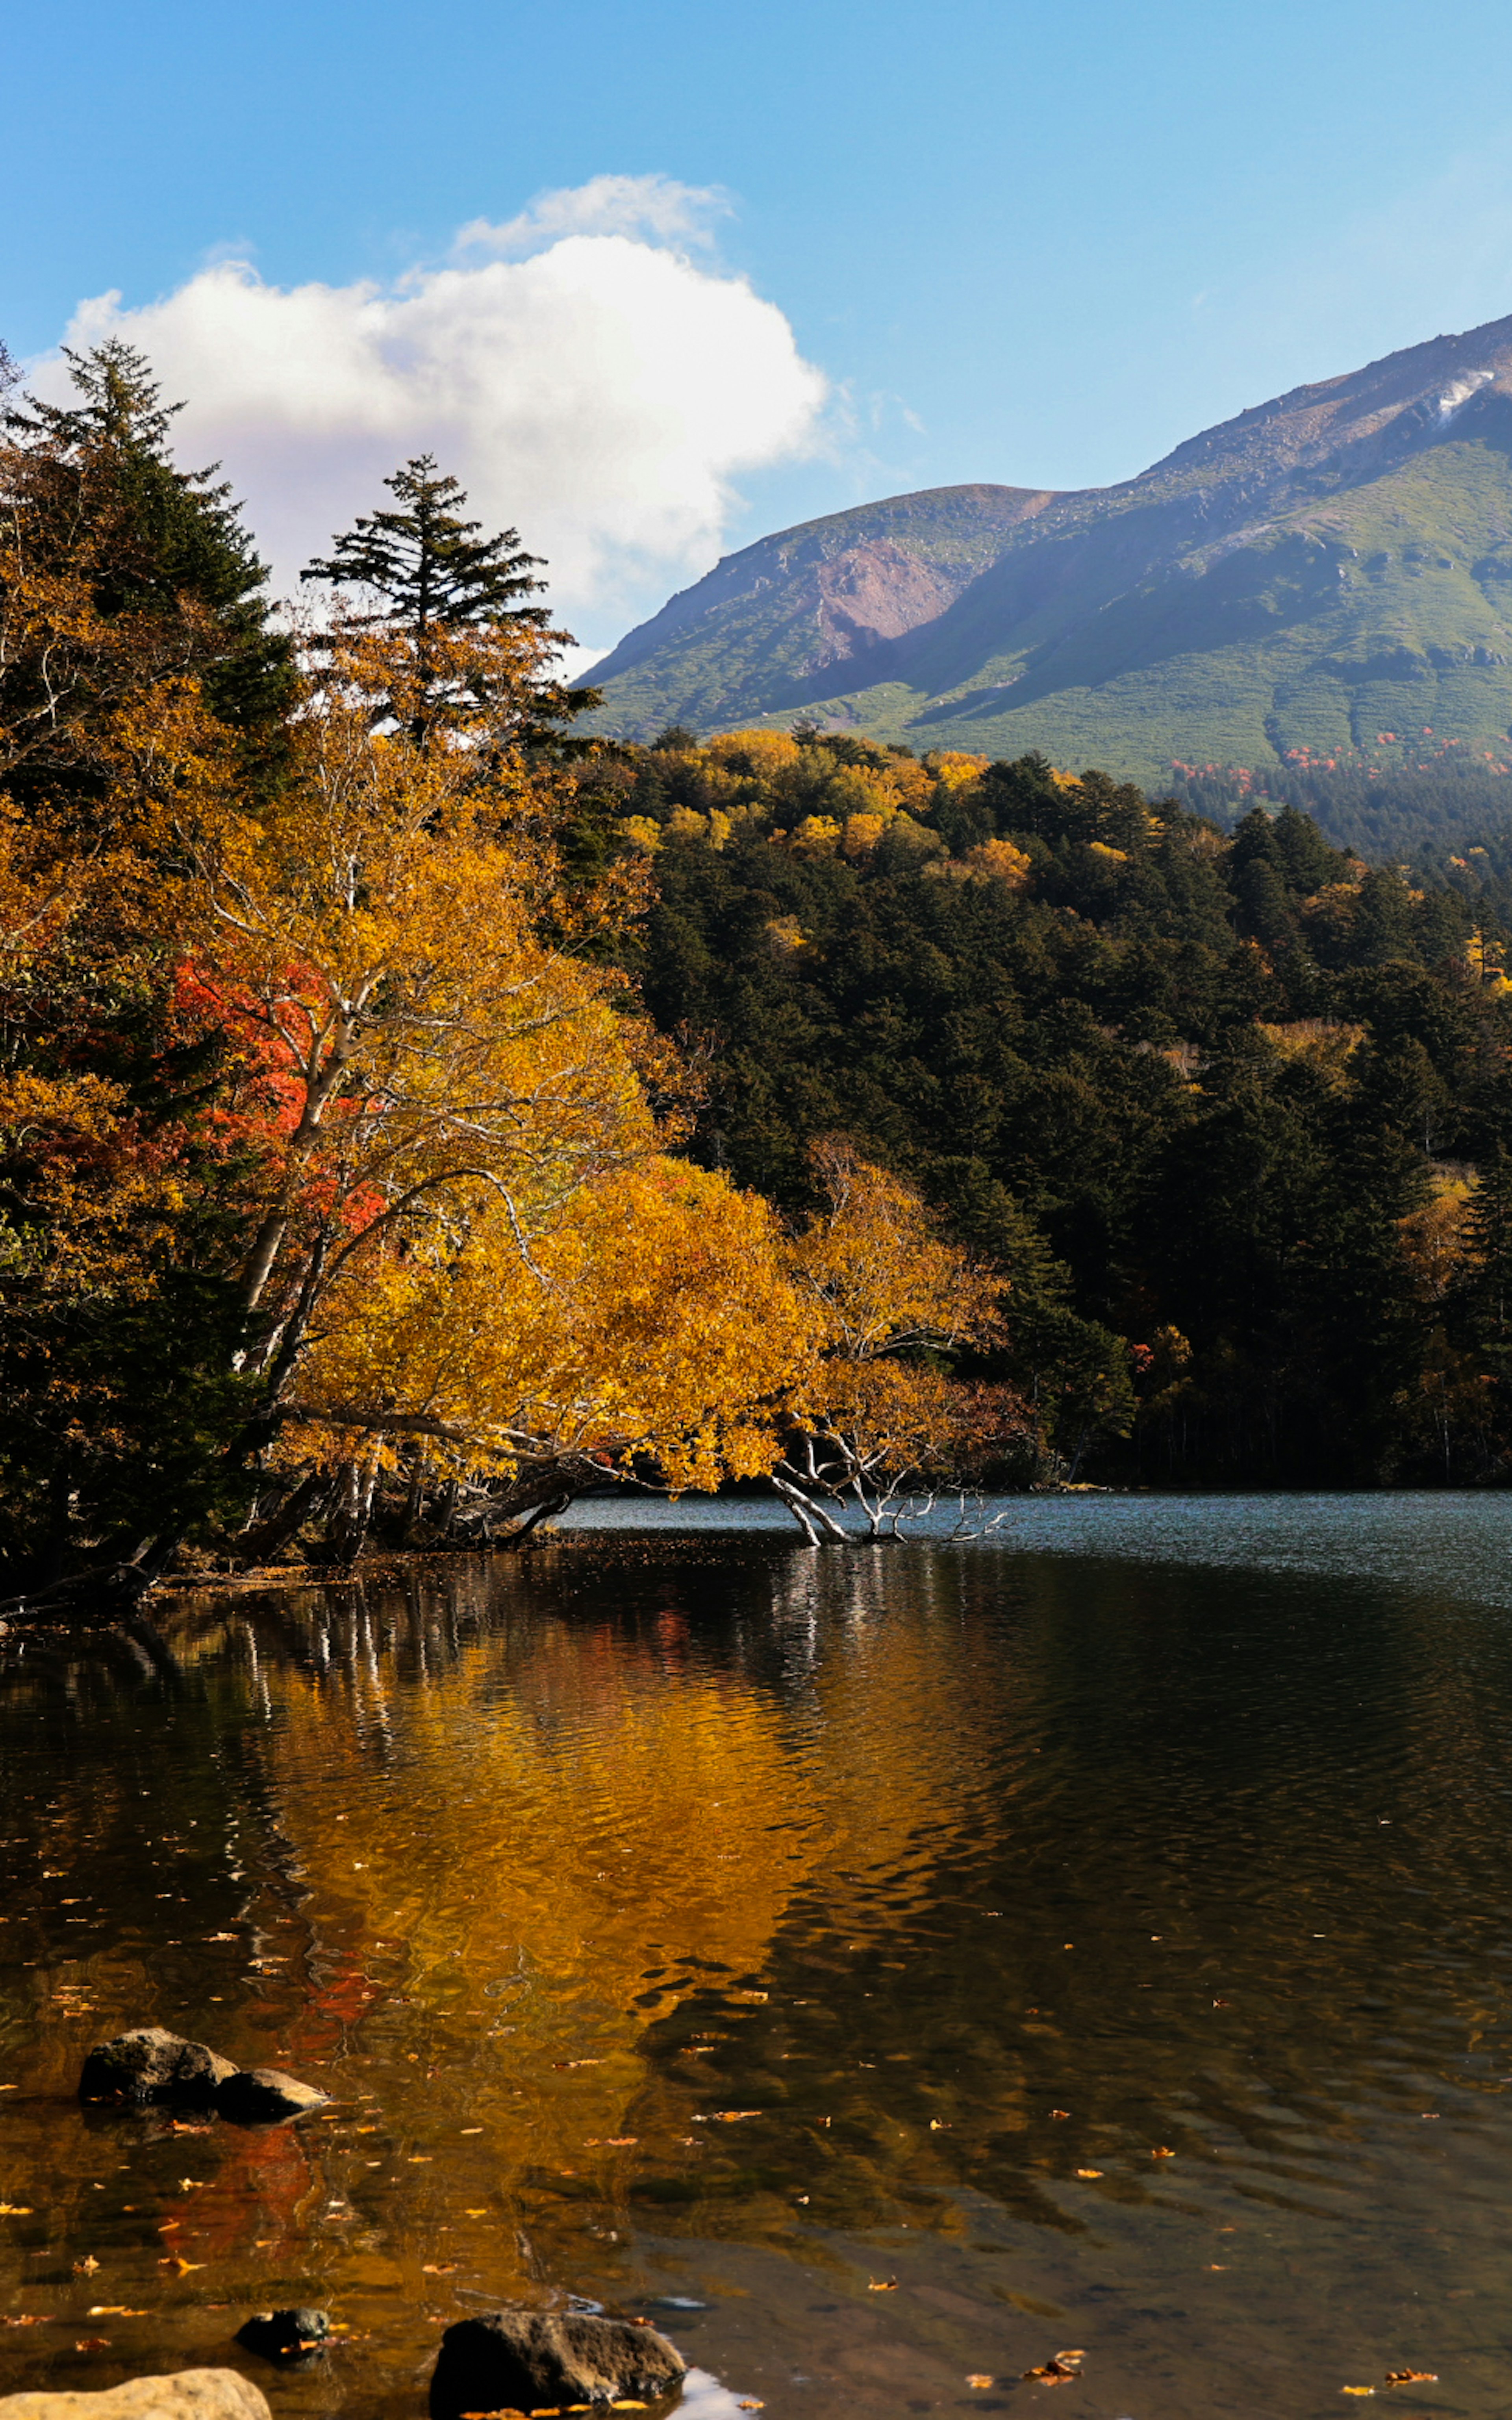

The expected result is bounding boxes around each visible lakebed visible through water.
[4,1495,1512,2418]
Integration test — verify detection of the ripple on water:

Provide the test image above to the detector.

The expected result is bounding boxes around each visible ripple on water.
[1,1503,1510,2415]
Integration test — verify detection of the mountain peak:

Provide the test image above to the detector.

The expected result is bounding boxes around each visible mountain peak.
[586,310,1512,783]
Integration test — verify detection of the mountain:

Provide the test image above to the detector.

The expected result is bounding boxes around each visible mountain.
[585,313,1512,789]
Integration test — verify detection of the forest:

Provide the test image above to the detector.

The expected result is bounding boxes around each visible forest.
[575,724,1512,1490]
[6,340,1512,1613]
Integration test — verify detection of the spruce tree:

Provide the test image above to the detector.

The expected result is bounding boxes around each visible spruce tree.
[302,453,549,635]
[4,339,293,770]
[302,456,598,756]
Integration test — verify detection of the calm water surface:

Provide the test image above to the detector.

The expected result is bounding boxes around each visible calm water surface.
[3,1495,1512,2418]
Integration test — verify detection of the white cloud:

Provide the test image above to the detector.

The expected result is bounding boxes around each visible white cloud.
[456,172,731,258]
[39,180,828,659]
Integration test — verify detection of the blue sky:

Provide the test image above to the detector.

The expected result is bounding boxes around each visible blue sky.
[11,0,1512,656]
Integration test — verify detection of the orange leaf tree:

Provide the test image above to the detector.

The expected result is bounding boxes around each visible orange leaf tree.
[773,1139,1022,1539]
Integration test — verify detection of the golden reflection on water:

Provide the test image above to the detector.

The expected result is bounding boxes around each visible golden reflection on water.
[7,1528,1512,2417]
[263,1552,1006,2236]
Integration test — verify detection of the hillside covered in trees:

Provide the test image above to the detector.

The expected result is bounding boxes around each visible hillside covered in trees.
[573,726,1512,1488]
[9,334,1512,1608]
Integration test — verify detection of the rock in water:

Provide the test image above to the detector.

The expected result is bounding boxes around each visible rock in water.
[215,2069,328,2124]
[0,2371,271,2420]
[430,2309,687,2416]
[234,2310,330,2364]
[79,2029,236,2107]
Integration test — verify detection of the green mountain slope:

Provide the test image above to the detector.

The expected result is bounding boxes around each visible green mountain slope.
[585,484,1056,734]
[586,315,1512,789]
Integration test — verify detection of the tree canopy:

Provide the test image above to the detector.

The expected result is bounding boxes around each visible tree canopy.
[568,724,1512,1487]
[0,355,993,1596]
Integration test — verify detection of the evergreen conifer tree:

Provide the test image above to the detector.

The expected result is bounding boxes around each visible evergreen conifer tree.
[4,339,293,773]
[302,456,598,755]
[302,453,548,634]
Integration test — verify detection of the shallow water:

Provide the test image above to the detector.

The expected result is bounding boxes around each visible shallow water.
[3,1497,1512,2416]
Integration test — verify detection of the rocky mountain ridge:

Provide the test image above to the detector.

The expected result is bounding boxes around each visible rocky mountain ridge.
[586,312,1512,785]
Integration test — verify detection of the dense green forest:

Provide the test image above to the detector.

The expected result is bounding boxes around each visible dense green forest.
[574,726,1512,1487]
[1166,750,1512,866]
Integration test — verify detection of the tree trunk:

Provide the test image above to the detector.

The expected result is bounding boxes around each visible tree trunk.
[772,1474,849,1544]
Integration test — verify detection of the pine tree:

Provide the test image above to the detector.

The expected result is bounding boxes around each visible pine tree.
[302,453,549,635]
[4,339,293,769]
[301,456,598,756]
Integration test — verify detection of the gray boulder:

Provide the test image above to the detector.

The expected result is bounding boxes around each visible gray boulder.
[214,2069,327,2125]
[429,2309,686,2417]
[0,2370,271,2420]
[79,2029,235,2108]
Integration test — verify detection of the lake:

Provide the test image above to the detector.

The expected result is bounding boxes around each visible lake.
[3,1493,1511,2418]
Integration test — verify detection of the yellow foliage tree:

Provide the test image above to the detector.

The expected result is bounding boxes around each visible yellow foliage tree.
[163,620,817,1558]
[773,1139,1016,1539]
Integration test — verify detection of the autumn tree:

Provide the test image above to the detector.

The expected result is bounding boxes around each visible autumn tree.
[0,344,292,1592]
[771,1139,1019,1540]
[149,613,817,1565]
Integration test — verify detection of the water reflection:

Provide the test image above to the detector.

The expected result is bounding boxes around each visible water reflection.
[4,1520,1512,2414]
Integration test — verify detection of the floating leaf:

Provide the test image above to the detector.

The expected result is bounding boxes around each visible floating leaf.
[709,2111,760,2123]
[1049,2109,1071,2120]
[422,2264,458,2276]
[0,2315,55,2327]
[72,2256,100,2275]
[88,2307,146,2317]
[1151,2146,1175,2157]
[605,2137,638,2147]
[1384,2373,1437,2388]
[1022,2350,1084,2385]
[966,2377,995,2391]
[737,2403,765,2412]
[158,2256,203,2274]
[1341,2390,1376,2399]
[868,2278,899,2292]
[74,2338,112,2352]
[0,2203,34,2216]
[929,2119,950,2131]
